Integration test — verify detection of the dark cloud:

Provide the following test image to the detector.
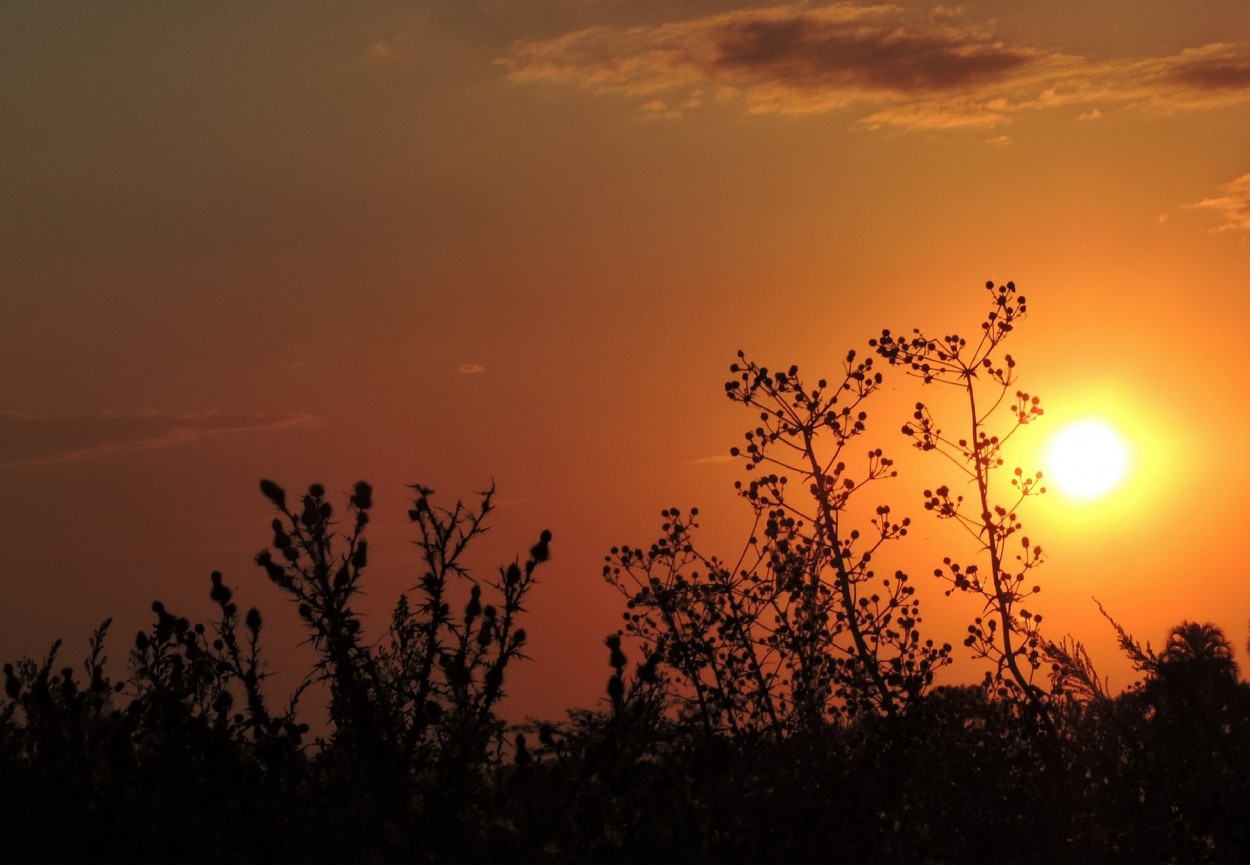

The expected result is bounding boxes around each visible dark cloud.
[0,410,317,467]
[501,3,1250,129]
[1168,56,1250,90]
[712,14,1031,93]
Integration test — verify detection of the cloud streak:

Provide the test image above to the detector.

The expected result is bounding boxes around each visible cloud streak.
[1190,173,1250,232]
[0,410,318,467]
[692,453,736,465]
[500,4,1250,129]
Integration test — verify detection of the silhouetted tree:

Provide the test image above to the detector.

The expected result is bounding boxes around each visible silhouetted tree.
[1064,614,1250,863]
[1158,620,1239,681]
[873,281,1050,723]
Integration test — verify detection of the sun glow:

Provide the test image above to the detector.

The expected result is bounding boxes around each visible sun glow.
[1043,418,1131,502]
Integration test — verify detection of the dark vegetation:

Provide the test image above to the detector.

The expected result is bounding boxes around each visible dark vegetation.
[4,283,1250,863]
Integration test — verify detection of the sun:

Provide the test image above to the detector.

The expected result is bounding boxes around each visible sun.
[1042,418,1131,502]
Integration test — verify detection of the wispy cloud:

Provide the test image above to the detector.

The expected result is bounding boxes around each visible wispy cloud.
[459,363,486,374]
[1189,173,1250,232]
[0,410,317,467]
[366,31,415,62]
[500,4,1250,130]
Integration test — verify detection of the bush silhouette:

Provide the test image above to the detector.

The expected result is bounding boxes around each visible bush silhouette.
[5,282,1250,863]
[1,481,551,862]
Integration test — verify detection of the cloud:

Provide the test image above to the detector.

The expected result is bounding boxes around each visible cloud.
[366,32,414,62]
[1166,50,1250,90]
[692,453,736,465]
[1189,173,1250,232]
[0,410,317,468]
[712,13,1030,93]
[458,363,486,374]
[500,4,1250,130]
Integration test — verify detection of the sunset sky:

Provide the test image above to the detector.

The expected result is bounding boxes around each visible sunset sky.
[3,1,1250,722]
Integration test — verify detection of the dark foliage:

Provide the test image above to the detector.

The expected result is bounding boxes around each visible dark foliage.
[5,283,1250,863]
[1,482,550,863]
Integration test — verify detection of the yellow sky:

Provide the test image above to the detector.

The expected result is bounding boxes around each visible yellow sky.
[2,1,1249,720]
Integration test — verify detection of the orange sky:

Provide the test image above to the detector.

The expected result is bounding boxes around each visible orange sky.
[3,1,1249,722]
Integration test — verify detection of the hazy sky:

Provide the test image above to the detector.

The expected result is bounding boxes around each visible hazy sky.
[4,1,1250,721]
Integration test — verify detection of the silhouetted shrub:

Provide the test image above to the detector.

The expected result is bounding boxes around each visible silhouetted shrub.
[1,481,550,863]
[6,284,1250,863]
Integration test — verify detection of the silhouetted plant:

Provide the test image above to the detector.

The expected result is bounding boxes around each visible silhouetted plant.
[1046,635,1114,707]
[372,484,547,770]
[724,353,952,720]
[248,480,551,859]
[605,349,951,736]
[504,639,689,863]
[1,619,120,758]
[873,281,1050,721]
[1,478,551,862]
[1158,620,1239,681]
[1046,609,1250,863]
[253,480,379,755]
[250,481,548,765]
[14,284,1250,864]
